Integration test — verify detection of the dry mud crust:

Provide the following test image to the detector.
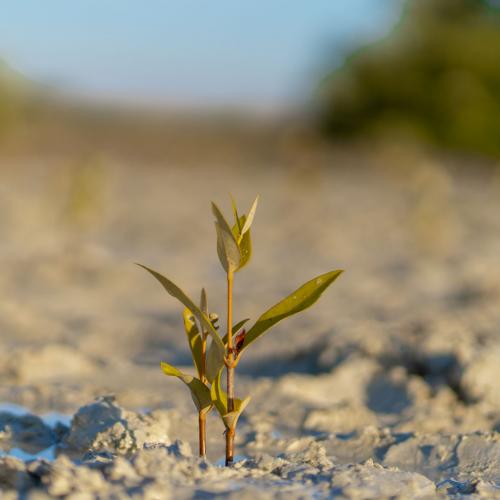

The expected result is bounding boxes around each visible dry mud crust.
[64,396,170,454]
[0,398,499,498]
[0,441,436,499]
[0,159,500,497]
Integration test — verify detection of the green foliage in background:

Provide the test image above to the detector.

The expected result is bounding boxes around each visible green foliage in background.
[318,0,500,158]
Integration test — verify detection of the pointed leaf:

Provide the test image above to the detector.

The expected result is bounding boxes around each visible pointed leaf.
[241,270,343,353]
[233,216,252,271]
[136,264,225,356]
[210,367,228,417]
[200,288,208,315]
[212,203,241,273]
[230,195,242,233]
[183,308,203,378]
[205,337,225,384]
[240,195,259,236]
[223,396,251,430]
[210,370,251,429]
[215,222,240,274]
[160,362,212,414]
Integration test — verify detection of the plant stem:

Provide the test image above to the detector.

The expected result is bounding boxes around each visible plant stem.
[198,332,207,458]
[225,271,235,466]
[199,292,208,458]
[198,412,206,457]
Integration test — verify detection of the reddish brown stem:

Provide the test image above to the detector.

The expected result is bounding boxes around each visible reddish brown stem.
[225,271,235,466]
[199,290,208,457]
[225,427,235,466]
[198,412,206,458]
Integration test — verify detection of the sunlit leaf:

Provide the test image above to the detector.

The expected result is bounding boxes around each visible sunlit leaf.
[210,370,251,429]
[183,308,202,378]
[200,288,208,315]
[160,362,212,414]
[212,202,241,274]
[232,215,252,271]
[136,264,225,356]
[240,195,259,236]
[215,221,241,274]
[205,337,225,384]
[223,396,251,430]
[241,270,343,353]
[210,367,228,417]
[230,195,242,233]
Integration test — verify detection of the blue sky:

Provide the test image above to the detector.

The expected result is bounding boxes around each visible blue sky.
[0,1,401,109]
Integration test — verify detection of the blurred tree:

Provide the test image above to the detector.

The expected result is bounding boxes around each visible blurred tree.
[318,0,500,157]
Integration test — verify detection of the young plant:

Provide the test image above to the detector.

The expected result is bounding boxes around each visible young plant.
[135,267,221,458]
[138,196,342,466]
[210,196,342,465]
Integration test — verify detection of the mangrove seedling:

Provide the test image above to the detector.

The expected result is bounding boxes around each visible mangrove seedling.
[138,195,342,466]
[135,269,221,458]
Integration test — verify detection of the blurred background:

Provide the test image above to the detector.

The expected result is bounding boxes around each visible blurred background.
[0,0,500,448]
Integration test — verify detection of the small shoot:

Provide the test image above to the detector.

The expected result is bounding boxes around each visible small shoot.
[211,196,259,465]
[138,195,343,467]
[136,264,223,458]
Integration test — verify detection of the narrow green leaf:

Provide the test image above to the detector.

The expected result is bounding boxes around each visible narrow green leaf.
[205,336,225,384]
[160,362,212,414]
[183,308,202,378]
[241,270,343,353]
[215,222,240,274]
[200,288,208,316]
[210,370,251,429]
[230,195,242,233]
[223,396,251,430]
[136,264,225,356]
[233,215,252,271]
[212,202,241,273]
[210,367,227,417]
[240,195,259,236]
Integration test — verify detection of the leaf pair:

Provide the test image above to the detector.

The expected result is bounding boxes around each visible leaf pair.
[160,360,250,430]
[211,370,251,430]
[212,196,258,274]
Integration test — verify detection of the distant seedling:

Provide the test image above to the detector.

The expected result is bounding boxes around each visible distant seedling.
[138,196,342,465]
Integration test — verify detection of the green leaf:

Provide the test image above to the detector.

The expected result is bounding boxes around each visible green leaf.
[233,216,252,271]
[136,264,225,357]
[183,308,203,378]
[160,362,212,414]
[230,195,242,233]
[240,195,259,237]
[212,202,241,273]
[205,337,225,384]
[241,270,343,353]
[205,318,250,383]
[200,288,208,315]
[210,366,227,417]
[210,370,251,430]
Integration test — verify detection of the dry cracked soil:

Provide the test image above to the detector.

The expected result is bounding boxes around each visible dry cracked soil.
[0,151,500,498]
